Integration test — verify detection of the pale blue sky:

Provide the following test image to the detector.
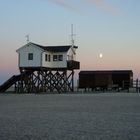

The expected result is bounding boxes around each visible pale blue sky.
[0,0,140,84]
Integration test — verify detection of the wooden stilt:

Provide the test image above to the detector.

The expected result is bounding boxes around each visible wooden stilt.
[14,68,75,93]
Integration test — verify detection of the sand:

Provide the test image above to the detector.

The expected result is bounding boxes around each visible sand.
[0,92,140,140]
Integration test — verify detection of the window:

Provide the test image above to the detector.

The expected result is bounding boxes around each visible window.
[48,55,51,62]
[45,54,48,61]
[58,55,63,61]
[28,53,33,60]
[53,55,63,61]
[45,54,51,62]
[53,55,57,61]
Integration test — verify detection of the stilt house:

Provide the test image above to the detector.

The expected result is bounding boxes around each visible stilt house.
[16,42,80,71]
[0,42,80,93]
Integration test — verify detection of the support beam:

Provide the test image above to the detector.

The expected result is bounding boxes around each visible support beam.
[14,69,75,93]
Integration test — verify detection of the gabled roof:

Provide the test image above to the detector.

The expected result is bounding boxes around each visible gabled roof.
[31,42,78,53]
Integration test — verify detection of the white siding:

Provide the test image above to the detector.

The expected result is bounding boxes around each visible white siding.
[67,47,76,61]
[42,52,52,68]
[18,44,43,67]
[17,43,73,69]
[42,52,67,68]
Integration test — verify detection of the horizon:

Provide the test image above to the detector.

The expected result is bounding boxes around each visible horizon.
[0,0,140,84]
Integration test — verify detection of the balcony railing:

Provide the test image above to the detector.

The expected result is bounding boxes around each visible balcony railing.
[67,60,80,70]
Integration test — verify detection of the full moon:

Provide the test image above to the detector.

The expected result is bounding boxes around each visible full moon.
[99,53,103,58]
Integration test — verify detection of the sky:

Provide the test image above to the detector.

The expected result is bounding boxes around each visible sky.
[0,0,140,84]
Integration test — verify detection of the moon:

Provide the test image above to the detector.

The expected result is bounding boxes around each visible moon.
[99,53,103,58]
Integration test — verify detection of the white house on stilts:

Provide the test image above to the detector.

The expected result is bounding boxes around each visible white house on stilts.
[16,42,79,71]
[14,42,80,93]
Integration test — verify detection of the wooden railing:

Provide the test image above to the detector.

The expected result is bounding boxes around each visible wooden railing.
[133,79,140,92]
[67,60,80,70]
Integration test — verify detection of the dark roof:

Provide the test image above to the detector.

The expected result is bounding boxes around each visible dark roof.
[44,46,71,52]
[31,42,78,52]
[79,70,133,75]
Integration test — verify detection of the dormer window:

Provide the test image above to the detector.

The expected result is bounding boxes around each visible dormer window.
[28,53,33,60]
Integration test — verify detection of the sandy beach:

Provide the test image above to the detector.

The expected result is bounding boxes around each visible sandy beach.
[0,92,140,140]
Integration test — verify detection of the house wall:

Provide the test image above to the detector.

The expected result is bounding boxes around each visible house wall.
[42,52,52,68]
[42,52,67,68]
[18,44,42,67]
[67,47,76,61]
[17,43,77,69]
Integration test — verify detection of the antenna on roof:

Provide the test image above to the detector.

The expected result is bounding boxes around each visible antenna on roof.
[25,34,30,43]
[71,24,75,47]
[70,24,77,59]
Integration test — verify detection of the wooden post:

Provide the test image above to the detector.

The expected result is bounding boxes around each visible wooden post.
[136,79,138,93]
[13,68,76,93]
[72,70,74,92]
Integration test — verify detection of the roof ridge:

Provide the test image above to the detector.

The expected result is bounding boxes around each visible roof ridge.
[30,42,73,52]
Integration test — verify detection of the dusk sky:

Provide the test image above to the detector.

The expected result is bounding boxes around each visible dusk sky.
[0,0,140,84]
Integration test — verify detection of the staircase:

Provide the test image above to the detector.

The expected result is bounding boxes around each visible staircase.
[0,75,21,92]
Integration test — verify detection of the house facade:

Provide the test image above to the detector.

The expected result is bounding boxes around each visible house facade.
[16,42,80,70]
